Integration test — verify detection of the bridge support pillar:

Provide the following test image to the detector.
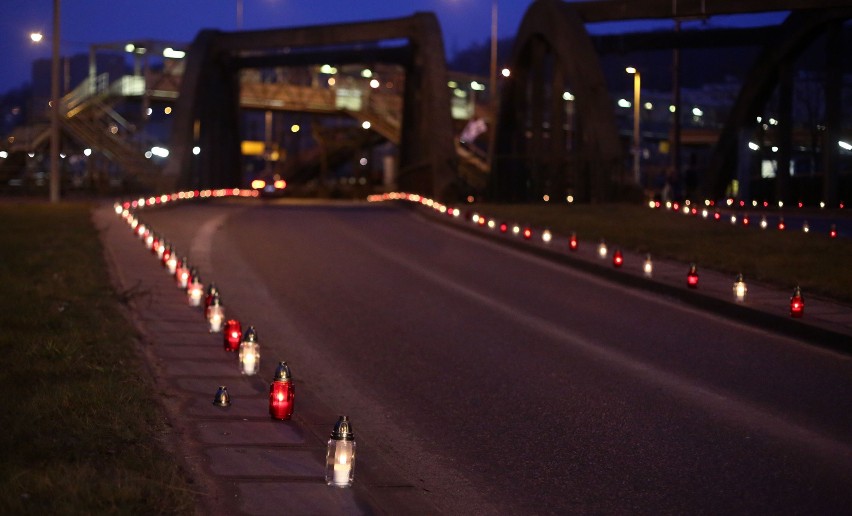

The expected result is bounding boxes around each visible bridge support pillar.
[823,21,842,207]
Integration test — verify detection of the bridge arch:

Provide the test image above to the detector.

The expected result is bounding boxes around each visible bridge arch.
[706,7,852,202]
[489,0,623,203]
[164,13,459,199]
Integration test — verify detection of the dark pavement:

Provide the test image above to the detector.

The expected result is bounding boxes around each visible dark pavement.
[98,197,852,514]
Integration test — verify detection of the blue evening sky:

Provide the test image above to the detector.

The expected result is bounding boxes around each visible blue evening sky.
[0,0,785,93]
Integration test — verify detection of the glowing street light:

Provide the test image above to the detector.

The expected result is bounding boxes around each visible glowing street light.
[626,67,641,185]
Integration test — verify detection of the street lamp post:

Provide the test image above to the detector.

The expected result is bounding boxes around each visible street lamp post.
[50,0,61,202]
[486,0,498,168]
[626,67,641,186]
[489,0,498,102]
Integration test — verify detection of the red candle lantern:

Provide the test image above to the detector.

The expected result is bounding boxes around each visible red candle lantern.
[790,286,804,318]
[830,224,837,239]
[523,227,532,240]
[778,217,786,231]
[499,222,508,233]
[569,232,578,251]
[687,263,699,288]
[161,243,172,267]
[612,249,623,268]
[204,283,220,312]
[185,266,198,292]
[269,361,295,420]
[223,319,242,352]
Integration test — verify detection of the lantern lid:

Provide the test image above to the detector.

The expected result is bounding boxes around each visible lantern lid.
[330,415,355,441]
[688,263,698,273]
[243,326,258,343]
[792,285,803,298]
[213,385,231,407]
[209,292,222,306]
[273,361,292,381]
[206,283,219,296]
[735,273,744,282]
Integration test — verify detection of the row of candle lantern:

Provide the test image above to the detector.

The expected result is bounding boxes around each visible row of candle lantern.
[116,198,356,487]
[651,198,846,210]
[368,192,807,318]
[114,188,258,214]
[649,200,840,239]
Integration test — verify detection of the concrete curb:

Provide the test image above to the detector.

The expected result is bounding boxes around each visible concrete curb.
[96,203,440,515]
[408,202,852,355]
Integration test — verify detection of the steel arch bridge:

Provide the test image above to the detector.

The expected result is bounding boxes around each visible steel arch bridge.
[489,0,852,203]
[164,13,459,199]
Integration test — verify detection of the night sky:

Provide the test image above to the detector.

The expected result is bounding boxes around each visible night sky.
[0,0,784,94]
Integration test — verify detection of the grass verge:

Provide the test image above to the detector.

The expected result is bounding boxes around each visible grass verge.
[474,203,852,304]
[0,202,195,514]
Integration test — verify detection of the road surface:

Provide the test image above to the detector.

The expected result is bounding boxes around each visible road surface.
[139,200,852,514]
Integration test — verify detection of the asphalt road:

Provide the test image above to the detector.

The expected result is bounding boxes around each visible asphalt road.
[140,200,852,514]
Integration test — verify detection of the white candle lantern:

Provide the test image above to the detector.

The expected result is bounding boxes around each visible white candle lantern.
[597,240,608,259]
[207,294,225,333]
[188,276,204,307]
[238,326,261,376]
[166,252,178,275]
[156,239,167,259]
[733,273,747,302]
[325,416,356,487]
[643,254,653,277]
